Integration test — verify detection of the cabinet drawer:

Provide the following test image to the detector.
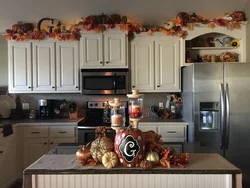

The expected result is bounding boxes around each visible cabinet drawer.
[24,127,49,138]
[49,127,75,138]
[158,126,186,142]
[140,126,157,133]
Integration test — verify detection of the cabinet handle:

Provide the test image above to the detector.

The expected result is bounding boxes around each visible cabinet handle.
[100,62,103,64]
[0,151,3,154]
[167,131,177,133]
[58,131,67,134]
[76,86,79,89]
[157,85,160,87]
[106,61,109,64]
[31,132,40,134]
[28,86,31,89]
[132,86,135,88]
[44,142,47,145]
[52,86,55,89]
[50,142,53,145]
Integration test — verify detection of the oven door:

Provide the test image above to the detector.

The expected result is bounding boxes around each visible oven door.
[81,69,129,95]
[78,126,116,144]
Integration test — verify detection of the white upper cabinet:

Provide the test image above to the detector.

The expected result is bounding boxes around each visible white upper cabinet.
[8,40,80,93]
[131,40,154,91]
[32,42,56,91]
[80,32,128,68]
[131,35,181,92]
[155,40,180,91]
[56,42,80,92]
[8,42,32,92]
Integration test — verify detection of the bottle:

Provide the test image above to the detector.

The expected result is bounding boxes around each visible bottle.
[103,101,111,123]
[169,97,176,114]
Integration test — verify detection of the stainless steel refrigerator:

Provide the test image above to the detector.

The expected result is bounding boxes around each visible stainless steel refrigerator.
[182,63,250,188]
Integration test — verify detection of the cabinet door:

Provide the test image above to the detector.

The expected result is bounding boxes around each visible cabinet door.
[8,42,32,92]
[49,138,76,151]
[155,39,180,92]
[2,147,15,187]
[56,42,80,92]
[104,34,127,68]
[131,39,154,91]
[23,138,48,169]
[32,42,56,91]
[80,34,103,68]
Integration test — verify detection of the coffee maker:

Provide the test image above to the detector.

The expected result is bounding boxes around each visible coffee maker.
[38,99,52,118]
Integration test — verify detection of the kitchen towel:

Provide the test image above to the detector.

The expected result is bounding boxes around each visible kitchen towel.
[2,124,13,137]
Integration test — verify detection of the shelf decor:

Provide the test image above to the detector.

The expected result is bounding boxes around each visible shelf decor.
[2,11,246,41]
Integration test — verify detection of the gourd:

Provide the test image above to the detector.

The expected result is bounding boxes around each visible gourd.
[102,151,118,169]
[114,125,145,167]
[140,160,152,169]
[76,144,91,163]
[145,150,160,165]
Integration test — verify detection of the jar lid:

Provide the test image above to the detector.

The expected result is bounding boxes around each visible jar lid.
[109,98,123,107]
[127,89,144,99]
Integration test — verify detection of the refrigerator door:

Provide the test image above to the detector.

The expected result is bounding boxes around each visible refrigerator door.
[224,63,250,187]
[193,63,224,155]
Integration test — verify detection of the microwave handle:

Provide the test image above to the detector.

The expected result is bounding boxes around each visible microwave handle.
[114,73,117,93]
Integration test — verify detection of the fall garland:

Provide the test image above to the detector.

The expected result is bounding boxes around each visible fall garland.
[2,11,246,41]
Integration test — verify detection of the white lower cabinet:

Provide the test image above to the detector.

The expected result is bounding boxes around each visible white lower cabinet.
[23,125,76,170]
[0,132,16,188]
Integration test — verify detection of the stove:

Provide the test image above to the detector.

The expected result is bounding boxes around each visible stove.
[77,101,129,144]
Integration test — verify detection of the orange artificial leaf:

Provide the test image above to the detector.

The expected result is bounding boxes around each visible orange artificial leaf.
[146,30,153,36]
[87,158,97,166]
[159,158,170,168]
[207,22,215,29]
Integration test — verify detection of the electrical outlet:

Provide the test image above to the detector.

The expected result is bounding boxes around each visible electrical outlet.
[22,103,30,110]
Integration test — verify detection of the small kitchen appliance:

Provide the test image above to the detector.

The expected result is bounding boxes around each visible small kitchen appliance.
[38,99,52,118]
[77,101,129,144]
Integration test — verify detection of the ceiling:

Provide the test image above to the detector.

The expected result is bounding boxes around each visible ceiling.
[0,0,249,32]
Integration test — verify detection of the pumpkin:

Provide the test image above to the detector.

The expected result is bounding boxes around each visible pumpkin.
[145,150,160,165]
[140,159,152,169]
[90,136,114,163]
[76,144,91,163]
[102,151,118,169]
[12,22,33,33]
[12,22,23,32]
[114,125,145,167]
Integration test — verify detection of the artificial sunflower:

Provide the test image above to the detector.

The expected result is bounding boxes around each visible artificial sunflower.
[230,39,240,48]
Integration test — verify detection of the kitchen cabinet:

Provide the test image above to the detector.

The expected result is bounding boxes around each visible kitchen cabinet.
[8,42,32,92]
[80,32,128,68]
[8,40,80,93]
[0,131,16,188]
[131,35,180,92]
[180,24,246,66]
[23,125,76,169]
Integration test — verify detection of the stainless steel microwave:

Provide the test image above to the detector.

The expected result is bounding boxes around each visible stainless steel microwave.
[81,69,129,95]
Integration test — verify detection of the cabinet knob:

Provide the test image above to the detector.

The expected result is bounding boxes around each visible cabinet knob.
[106,61,109,64]
[28,86,31,89]
[132,86,135,88]
[157,85,160,87]
[76,86,78,89]
[44,142,47,145]
[50,142,53,145]
[100,62,103,64]
[0,151,3,154]
[52,86,55,89]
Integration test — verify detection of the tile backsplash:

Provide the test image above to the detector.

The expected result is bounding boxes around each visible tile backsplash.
[10,93,174,117]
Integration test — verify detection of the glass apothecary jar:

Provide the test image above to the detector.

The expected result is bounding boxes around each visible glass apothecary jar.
[127,90,144,119]
[109,98,126,131]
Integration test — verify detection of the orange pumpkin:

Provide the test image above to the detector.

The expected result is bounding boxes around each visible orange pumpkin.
[114,125,145,167]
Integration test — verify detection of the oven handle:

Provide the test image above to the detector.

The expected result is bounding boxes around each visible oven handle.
[114,73,117,93]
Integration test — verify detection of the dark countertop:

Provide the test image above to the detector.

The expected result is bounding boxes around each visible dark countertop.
[140,117,187,123]
[24,153,241,175]
[0,118,84,125]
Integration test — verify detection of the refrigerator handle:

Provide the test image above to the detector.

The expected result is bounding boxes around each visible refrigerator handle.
[220,83,225,149]
[225,83,230,150]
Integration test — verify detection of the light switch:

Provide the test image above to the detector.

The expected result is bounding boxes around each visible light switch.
[22,103,30,110]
